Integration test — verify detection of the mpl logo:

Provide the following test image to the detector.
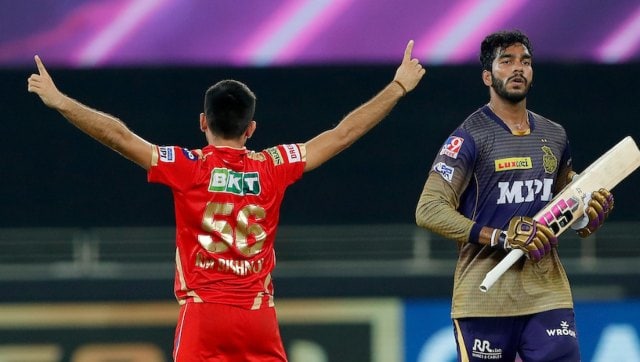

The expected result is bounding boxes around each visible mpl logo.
[472,339,503,360]
[497,178,554,204]
[208,168,260,195]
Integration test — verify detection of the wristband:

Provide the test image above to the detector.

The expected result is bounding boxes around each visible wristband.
[392,80,407,96]
[498,231,510,250]
[490,229,500,247]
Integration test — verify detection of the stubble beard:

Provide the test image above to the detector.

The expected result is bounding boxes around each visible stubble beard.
[491,74,530,104]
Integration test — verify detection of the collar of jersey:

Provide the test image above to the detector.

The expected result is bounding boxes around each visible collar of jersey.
[204,144,249,154]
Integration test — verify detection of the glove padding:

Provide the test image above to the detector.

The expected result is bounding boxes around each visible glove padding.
[498,216,558,262]
[576,188,614,238]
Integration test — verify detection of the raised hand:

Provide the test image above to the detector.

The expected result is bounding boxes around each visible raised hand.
[494,216,557,262]
[393,40,426,95]
[27,55,65,109]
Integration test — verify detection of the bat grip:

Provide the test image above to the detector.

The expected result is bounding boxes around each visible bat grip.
[479,249,525,292]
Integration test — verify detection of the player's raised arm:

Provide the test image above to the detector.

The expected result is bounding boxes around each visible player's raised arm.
[27,55,154,170]
[303,40,426,172]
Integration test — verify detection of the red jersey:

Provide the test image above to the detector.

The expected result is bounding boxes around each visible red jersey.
[148,143,305,310]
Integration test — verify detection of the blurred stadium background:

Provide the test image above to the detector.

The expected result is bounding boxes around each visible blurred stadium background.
[1,0,640,361]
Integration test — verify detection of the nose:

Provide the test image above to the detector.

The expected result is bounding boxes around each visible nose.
[513,64,525,74]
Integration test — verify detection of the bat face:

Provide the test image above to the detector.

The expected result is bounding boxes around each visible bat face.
[480,136,640,292]
[535,136,640,236]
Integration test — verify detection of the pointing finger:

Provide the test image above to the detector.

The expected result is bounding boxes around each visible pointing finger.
[404,40,414,62]
[34,55,49,77]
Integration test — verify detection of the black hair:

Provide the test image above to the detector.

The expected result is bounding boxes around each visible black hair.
[480,30,533,71]
[204,79,256,139]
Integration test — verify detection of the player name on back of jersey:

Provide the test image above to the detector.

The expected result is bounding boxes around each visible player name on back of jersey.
[195,252,265,276]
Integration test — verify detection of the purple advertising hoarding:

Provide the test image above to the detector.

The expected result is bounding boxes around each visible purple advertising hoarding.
[1,0,639,68]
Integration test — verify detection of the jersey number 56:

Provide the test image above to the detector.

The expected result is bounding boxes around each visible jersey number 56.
[197,202,267,257]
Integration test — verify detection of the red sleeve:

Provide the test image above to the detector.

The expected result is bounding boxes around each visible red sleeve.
[147,145,200,191]
[263,143,306,187]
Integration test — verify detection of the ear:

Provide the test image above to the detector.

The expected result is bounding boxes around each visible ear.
[482,70,492,86]
[245,120,257,139]
[199,113,207,132]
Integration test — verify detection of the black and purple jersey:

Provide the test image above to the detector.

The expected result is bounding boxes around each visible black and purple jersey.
[432,105,571,242]
[418,105,575,318]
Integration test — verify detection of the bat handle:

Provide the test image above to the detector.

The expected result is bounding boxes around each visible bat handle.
[479,249,525,292]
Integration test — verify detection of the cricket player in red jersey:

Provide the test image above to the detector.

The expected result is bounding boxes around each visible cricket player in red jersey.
[28,41,425,361]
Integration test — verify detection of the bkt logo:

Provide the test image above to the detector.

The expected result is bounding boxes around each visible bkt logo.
[209,168,260,195]
[497,178,554,204]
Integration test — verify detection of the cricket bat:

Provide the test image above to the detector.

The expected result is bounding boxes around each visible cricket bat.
[479,136,640,292]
